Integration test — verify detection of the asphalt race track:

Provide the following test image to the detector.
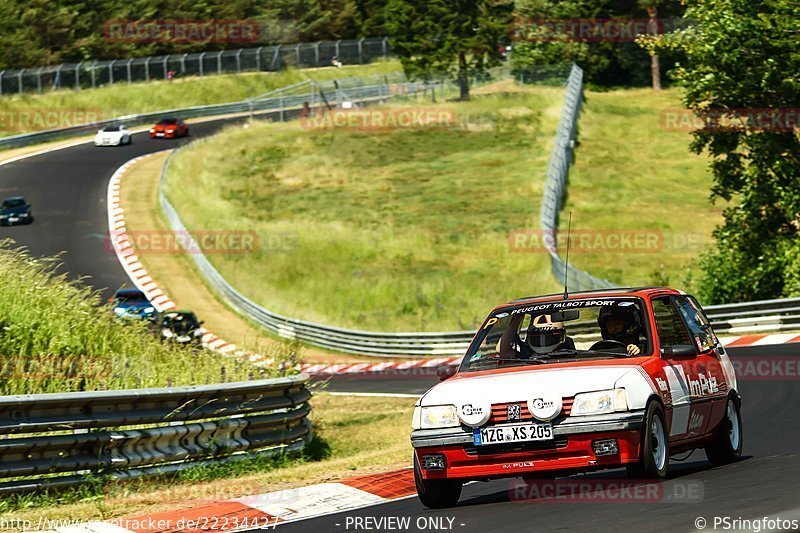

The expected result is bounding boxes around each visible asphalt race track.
[3,115,800,532]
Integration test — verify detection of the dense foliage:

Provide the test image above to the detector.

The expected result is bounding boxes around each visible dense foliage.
[648,0,800,303]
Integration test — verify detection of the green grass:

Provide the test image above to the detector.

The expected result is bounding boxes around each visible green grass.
[0,243,295,395]
[165,85,567,332]
[0,61,400,137]
[556,88,724,291]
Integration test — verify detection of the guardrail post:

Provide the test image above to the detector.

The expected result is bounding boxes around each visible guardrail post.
[199,53,205,76]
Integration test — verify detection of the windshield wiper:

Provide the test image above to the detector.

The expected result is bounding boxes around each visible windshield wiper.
[468,357,549,368]
[574,349,633,358]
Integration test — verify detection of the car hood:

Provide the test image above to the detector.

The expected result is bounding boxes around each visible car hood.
[96,131,123,137]
[420,365,645,407]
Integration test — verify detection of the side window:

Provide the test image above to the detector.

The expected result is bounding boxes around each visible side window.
[674,295,718,352]
[651,297,693,350]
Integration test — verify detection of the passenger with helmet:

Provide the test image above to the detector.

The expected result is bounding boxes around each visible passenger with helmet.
[596,304,644,356]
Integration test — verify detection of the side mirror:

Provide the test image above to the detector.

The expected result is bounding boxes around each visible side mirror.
[437,365,458,381]
[661,345,696,358]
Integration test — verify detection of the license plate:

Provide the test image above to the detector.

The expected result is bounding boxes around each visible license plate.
[473,423,553,446]
[156,133,165,137]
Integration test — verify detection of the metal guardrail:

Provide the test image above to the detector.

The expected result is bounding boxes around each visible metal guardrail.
[0,38,390,96]
[539,64,616,291]
[0,374,311,494]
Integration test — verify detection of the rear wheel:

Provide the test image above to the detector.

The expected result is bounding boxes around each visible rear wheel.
[414,455,462,509]
[705,396,743,465]
[627,401,669,479]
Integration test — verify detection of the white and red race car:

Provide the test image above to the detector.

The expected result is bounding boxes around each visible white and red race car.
[412,287,742,508]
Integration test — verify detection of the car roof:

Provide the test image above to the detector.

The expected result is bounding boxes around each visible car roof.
[114,288,146,296]
[2,196,25,202]
[497,287,683,312]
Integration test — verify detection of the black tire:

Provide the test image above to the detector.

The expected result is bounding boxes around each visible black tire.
[627,401,669,479]
[705,396,743,465]
[413,455,462,509]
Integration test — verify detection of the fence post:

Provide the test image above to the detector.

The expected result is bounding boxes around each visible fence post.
[181,54,188,75]
[36,67,42,93]
[164,55,170,79]
[18,69,24,94]
[144,57,150,82]
[382,37,388,58]
[295,44,301,66]
[335,40,341,59]
[358,38,364,64]
[236,49,243,73]
[90,62,96,88]
[0,71,3,96]
[54,64,63,90]
[126,59,133,84]
[272,45,281,70]
[216,51,223,75]
[314,42,321,66]
[75,63,81,90]
[255,46,263,71]
[199,53,205,76]
[109,60,115,85]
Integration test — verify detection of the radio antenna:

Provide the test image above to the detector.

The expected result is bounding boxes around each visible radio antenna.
[563,211,573,300]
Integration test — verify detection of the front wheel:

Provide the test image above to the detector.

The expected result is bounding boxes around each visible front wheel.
[414,455,462,509]
[705,396,743,465]
[627,401,669,479]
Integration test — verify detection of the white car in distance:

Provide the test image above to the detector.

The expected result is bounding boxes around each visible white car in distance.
[94,125,132,147]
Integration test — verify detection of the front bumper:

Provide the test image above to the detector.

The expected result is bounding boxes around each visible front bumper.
[412,411,644,480]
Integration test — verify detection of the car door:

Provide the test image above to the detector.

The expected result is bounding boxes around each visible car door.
[672,295,731,438]
[651,296,712,441]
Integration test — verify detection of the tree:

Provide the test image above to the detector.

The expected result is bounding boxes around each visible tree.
[386,0,513,100]
[647,0,800,303]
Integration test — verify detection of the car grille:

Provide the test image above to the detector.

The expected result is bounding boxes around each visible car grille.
[489,397,574,424]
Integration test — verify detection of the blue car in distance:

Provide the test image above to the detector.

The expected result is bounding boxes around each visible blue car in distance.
[0,196,33,226]
[109,288,156,321]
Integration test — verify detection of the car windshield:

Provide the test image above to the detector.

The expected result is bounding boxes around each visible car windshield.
[2,198,26,209]
[102,125,122,132]
[114,291,148,304]
[158,119,178,125]
[162,313,199,329]
[462,298,650,371]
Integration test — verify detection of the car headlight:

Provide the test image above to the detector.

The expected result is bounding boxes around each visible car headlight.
[113,307,126,315]
[166,129,174,133]
[144,306,155,314]
[149,129,155,133]
[412,405,459,430]
[571,389,628,416]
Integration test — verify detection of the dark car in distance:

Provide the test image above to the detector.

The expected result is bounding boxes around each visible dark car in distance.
[0,196,33,226]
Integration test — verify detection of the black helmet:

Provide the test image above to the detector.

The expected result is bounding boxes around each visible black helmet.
[597,304,642,344]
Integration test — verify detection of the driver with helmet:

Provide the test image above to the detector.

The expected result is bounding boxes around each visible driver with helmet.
[596,304,644,356]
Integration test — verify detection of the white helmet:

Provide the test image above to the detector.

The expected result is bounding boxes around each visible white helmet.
[526,314,566,354]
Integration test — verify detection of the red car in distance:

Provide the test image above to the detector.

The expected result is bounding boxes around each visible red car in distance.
[150,118,189,139]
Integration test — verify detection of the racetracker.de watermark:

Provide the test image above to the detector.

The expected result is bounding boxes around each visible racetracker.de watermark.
[509,479,704,503]
[103,19,261,44]
[731,357,800,381]
[661,108,800,132]
[301,108,457,131]
[508,229,705,254]
[0,109,103,132]
[106,230,274,255]
[510,18,680,42]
